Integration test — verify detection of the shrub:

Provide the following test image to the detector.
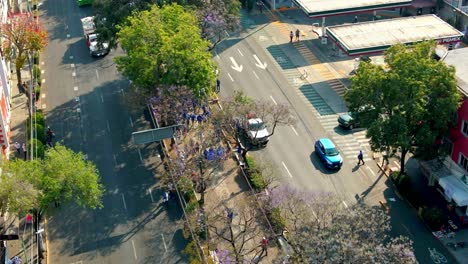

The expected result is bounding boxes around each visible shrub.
[27,138,44,159]
[269,207,286,233]
[245,156,266,191]
[33,65,41,80]
[185,200,199,214]
[33,54,40,65]
[390,171,411,191]
[35,86,41,100]
[27,112,46,131]
[421,207,446,230]
[34,124,46,145]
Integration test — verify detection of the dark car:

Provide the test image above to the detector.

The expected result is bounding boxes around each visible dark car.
[314,138,343,170]
[338,113,358,130]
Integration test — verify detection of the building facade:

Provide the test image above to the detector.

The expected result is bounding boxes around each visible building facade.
[0,0,11,158]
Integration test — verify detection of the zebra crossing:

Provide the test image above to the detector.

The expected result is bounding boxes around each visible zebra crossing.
[318,115,372,162]
[254,24,371,161]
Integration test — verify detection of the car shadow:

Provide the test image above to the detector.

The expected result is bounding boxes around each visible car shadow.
[309,151,341,175]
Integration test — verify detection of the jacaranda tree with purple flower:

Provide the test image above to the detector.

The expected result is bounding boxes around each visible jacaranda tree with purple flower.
[267,184,417,263]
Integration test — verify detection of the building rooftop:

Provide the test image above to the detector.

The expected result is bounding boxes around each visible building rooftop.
[293,0,411,17]
[443,47,468,96]
[326,15,463,55]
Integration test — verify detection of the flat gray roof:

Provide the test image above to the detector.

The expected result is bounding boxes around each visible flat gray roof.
[443,47,468,96]
[293,0,412,17]
[326,15,464,56]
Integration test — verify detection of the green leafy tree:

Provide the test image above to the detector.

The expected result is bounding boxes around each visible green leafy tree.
[115,4,216,94]
[0,159,41,216]
[0,144,104,226]
[345,41,461,174]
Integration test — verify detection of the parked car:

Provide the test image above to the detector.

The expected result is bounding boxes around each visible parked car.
[338,112,358,129]
[315,138,343,169]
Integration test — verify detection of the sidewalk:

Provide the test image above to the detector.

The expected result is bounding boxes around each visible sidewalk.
[3,64,46,264]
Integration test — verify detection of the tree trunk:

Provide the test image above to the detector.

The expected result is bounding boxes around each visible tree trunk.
[400,148,408,175]
[16,66,23,92]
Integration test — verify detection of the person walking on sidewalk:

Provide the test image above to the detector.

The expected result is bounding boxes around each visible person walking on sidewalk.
[257,1,263,13]
[260,237,269,256]
[289,31,293,43]
[15,142,21,155]
[22,143,27,160]
[295,29,300,41]
[216,79,221,93]
[357,150,365,165]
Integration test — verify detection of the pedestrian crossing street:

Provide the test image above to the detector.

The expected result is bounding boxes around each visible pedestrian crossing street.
[318,115,372,163]
[256,25,372,163]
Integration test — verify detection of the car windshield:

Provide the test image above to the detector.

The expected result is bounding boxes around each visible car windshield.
[325,147,339,156]
[249,122,265,131]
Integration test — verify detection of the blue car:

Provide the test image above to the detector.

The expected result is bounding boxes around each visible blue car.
[315,138,343,169]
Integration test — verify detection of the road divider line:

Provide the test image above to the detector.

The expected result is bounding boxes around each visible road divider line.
[106,121,110,133]
[100,94,104,103]
[121,193,127,210]
[96,69,99,79]
[161,234,167,252]
[129,117,134,127]
[270,95,277,105]
[121,88,125,96]
[148,188,154,202]
[113,154,117,166]
[282,161,293,178]
[131,239,138,259]
[342,201,348,208]
[138,149,143,162]
[253,70,259,79]
[227,73,234,82]
[237,48,244,56]
[290,125,298,135]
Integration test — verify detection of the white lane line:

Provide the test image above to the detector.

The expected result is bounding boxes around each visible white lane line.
[131,239,138,259]
[106,121,110,132]
[161,234,167,252]
[72,71,76,77]
[270,95,277,105]
[121,193,127,210]
[252,70,259,79]
[121,88,125,96]
[366,167,376,177]
[237,48,244,56]
[95,69,99,79]
[227,73,234,82]
[138,149,143,162]
[113,154,117,166]
[148,188,154,202]
[282,161,293,178]
[290,125,298,136]
[342,201,348,208]
[100,94,104,103]
[74,86,78,91]
[129,117,134,127]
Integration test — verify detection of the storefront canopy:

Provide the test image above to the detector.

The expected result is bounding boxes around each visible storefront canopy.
[439,176,468,207]
[326,14,464,56]
[293,0,412,17]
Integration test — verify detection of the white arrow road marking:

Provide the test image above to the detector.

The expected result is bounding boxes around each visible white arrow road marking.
[253,54,267,69]
[230,57,243,72]
[282,162,293,178]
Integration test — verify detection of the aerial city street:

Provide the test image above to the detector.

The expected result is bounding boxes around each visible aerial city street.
[1,0,468,263]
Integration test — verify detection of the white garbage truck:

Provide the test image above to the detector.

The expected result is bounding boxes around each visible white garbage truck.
[80,16,109,57]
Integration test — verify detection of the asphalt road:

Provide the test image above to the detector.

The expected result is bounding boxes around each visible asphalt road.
[215,15,378,207]
[40,0,187,263]
[215,9,459,264]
